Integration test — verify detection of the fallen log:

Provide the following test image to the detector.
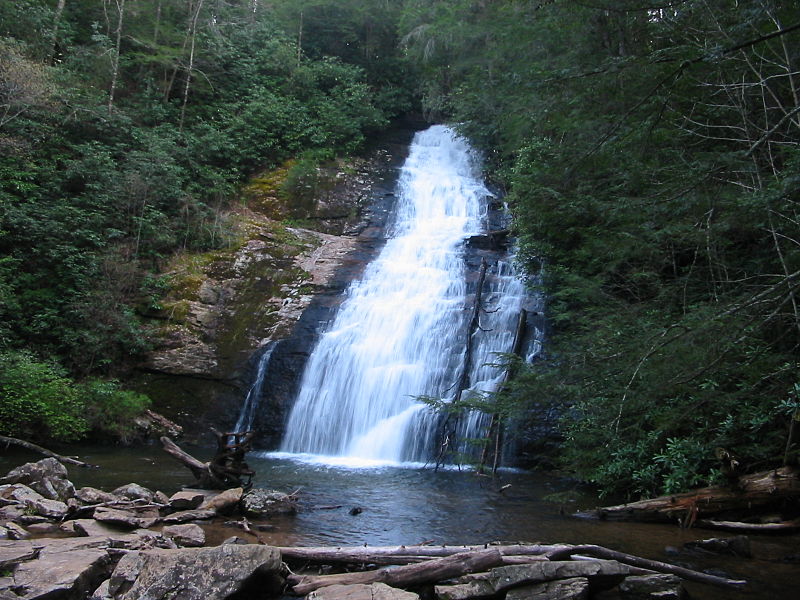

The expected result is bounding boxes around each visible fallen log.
[581,466,800,523]
[287,548,505,595]
[695,518,800,533]
[0,435,97,468]
[547,545,747,588]
[278,544,568,564]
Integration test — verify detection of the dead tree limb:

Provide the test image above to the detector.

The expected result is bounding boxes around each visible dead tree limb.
[160,434,254,489]
[287,548,505,595]
[278,544,569,563]
[0,435,97,468]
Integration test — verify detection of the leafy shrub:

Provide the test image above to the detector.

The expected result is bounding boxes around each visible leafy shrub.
[0,351,150,444]
[0,351,87,441]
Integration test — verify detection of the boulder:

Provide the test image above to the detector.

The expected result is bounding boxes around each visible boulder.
[153,491,170,505]
[0,540,39,569]
[112,484,154,503]
[25,522,59,535]
[1,483,68,519]
[76,487,119,505]
[106,544,284,600]
[5,523,31,541]
[221,536,250,545]
[618,574,686,600]
[683,536,751,558]
[6,537,111,600]
[199,487,242,514]
[0,458,75,501]
[74,519,129,537]
[168,491,206,511]
[90,579,111,600]
[505,578,590,600]
[308,583,419,600]
[240,489,296,518]
[93,507,160,529]
[0,505,25,523]
[488,561,630,593]
[161,524,205,548]
[162,509,215,524]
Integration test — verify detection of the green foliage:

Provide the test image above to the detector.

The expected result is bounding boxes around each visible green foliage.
[400,0,800,496]
[0,351,151,444]
[0,352,87,442]
[0,0,409,388]
[79,379,150,443]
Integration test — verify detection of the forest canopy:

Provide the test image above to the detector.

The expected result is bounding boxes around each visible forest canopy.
[1,0,799,498]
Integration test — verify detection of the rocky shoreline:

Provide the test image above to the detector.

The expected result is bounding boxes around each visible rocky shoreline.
[0,458,756,600]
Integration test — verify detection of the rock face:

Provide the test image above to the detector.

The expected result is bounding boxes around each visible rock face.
[131,125,419,444]
[106,544,284,600]
[0,458,75,501]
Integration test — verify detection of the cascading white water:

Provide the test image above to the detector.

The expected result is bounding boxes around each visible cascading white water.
[280,125,531,465]
[235,341,277,434]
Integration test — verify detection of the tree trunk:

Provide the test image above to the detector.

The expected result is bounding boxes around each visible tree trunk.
[49,0,67,64]
[108,0,125,113]
[179,0,204,132]
[582,466,800,523]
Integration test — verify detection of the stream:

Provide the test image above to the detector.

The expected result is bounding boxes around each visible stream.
[1,445,797,600]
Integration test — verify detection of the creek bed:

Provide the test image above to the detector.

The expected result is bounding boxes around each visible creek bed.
[2,444,798,599]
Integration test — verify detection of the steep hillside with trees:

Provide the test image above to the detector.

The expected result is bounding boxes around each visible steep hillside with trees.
[0,0,412,443]
[398,0,800,497]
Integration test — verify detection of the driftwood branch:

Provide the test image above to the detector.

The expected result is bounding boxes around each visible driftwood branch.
[0,435,97,468]
[280,542,746,594]
[160,434,254,489]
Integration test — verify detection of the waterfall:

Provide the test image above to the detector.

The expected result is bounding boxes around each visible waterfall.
[235,341,277,433]
[280,125,531,465]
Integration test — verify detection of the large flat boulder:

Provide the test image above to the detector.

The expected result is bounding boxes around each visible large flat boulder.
[0,458,75,501]
[505,577,590,600]
[168,491,206,511]
[162,509,215,524]
[308,583,419,600]
[93,507,160,529]
[489,561,630,593]
[5,538,112,600]
[107,544,284,600]
[618,574,686,599]
[0,540,40,570]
